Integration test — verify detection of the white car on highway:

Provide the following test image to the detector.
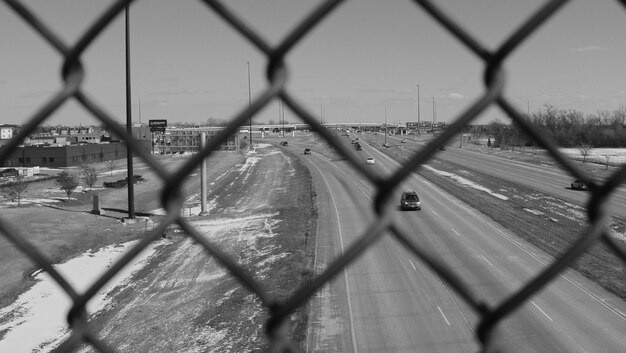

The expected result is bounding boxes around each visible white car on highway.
[366,157,375,165]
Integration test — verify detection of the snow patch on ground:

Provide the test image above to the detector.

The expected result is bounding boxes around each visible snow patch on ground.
[227,156,260,187]
[524,208,544,216]
[609,227,626,243]
[192,213,280,244]
[523,208,559,222]
[0,241,159,352]
[191,213,284,277]
[424,165,509,200]
[250,143,272,150]
[559,148,626,165]
[282,154,297,177]
[151,197,218,217]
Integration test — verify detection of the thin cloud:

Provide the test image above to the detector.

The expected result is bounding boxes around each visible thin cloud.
[20,90,55,99]
[434,93,465,100]
[570,45,607,52]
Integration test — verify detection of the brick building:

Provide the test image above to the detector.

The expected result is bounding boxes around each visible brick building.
[0,141,151,168]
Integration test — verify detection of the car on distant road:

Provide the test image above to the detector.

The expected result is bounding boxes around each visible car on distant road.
[304,148,311,155]
[382,143,390,148]
[400,191,422,210]
[281,141,288,146]
[400,139,406,143]
[571,179,588,190]
[366,157,375,165]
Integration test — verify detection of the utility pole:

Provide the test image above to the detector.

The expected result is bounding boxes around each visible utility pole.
[320,105,323,125]
[433,97,437,124]
[125,4,135,219]
[384,106,388,145]
[417,84,420,136]
[199,132,208,215]
[247,61,252,146]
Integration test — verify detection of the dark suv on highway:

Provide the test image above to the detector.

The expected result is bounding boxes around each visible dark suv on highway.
[400,191,421,211]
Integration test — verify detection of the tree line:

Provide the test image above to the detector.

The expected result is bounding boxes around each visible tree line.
[468,105,626,149]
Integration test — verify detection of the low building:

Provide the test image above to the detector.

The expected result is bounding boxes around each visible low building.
[0,124,239,168]
[153,127,239,154]
[0,141,151,168]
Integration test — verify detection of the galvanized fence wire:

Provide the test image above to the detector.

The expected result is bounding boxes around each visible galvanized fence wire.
[1,0,626,352]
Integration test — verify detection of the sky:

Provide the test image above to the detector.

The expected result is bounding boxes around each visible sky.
[1,0,626,127]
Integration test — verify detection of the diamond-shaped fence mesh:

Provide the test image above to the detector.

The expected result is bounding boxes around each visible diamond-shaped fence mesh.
[1,0,626,352]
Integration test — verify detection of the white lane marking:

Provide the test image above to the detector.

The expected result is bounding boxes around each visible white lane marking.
[413,173,626,321]
[531,301,553,322]
[309,162,360,353]
[408,259,417,270]
[431,210,439,216]
[480,255,493,267]
[451,228,460,237]
[438,306,451,326]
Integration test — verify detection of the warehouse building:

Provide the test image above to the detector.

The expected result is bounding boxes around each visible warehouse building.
[0,140,151,168]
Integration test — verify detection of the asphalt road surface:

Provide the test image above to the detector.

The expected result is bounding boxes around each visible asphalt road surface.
[386,134,626,220]
[297,136,626,353]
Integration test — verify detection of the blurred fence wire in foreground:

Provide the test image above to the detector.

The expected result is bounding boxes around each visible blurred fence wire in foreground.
[1,0,626,352]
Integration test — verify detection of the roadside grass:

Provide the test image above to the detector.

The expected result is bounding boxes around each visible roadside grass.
[0,203,150,308]
[458,143,621,181]
[0,153,242,307]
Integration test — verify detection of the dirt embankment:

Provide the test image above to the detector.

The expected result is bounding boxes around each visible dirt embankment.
[69,145,317,352]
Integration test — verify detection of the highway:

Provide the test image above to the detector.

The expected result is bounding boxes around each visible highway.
[386,134,626,219]
[293,136,626,353]
[437,146,626,218]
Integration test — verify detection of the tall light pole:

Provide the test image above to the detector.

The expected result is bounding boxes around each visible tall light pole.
[281,100,285,137]
[417,84,420,136]
[432,97,437,128]
[125,4,135,219]
[247,61,252,146]
[384,105,388,145]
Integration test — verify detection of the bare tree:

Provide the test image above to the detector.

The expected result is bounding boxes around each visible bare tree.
[81,165,98,190]
[578,143,593,163]
[603,154,612,169]
[106,159,118,180]
[56,171,79,200]
[1,174,28,206]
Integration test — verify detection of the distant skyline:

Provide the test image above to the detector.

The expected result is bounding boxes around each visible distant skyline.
[1,0,625,127]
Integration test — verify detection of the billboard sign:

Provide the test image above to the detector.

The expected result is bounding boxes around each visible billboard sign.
[149,119,167,132]
[418,122,432,128]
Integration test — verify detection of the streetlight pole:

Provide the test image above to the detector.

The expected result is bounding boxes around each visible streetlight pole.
[125,4,135,219]
[247,61,252,146]
[384,105,387,145]
[281,100,285,138]
[417,84,420,136]
[432,97,436,125]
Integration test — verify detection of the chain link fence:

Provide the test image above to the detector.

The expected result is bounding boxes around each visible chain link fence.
[1,0,626,352]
